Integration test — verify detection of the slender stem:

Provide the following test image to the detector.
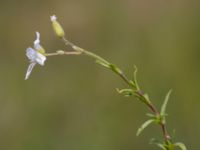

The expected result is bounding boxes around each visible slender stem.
[82,49,110,65]
[119,72,132,86]
[135,89,171,143]
[161,122,171,142]
[45,51,82,56]
[62,37,110,66]
[83,50,135,88]
[62,37,75,47]
[60,38,172,146]
[146,101,159,115]
[86,50,170,143]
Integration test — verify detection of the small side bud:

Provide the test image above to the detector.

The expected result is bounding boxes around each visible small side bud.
[50,15,65,38]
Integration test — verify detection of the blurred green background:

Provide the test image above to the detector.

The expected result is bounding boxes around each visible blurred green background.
[0,0,199,149]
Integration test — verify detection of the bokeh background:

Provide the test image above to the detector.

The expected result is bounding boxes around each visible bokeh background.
[0,0,199,149]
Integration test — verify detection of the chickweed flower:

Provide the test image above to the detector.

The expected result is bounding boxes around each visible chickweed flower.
[25,32,46,80]
[50,15,65,38]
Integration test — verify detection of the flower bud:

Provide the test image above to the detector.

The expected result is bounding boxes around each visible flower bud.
[50,15,65,38]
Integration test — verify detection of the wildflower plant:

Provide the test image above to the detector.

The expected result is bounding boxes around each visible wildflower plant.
[25,15,187,150]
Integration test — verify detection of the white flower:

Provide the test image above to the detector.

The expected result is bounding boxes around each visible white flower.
[25,32,46,80]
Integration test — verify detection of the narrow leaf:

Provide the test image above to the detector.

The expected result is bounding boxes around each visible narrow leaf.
[160,90,172,117]
[133,65,140,90]
[174,142,187,150]
[136,119,154,136]
[143,93,151,104]
[156,144,167,150]
[149,139,167,150]
[146,113,156,118]
[143,93,149,100]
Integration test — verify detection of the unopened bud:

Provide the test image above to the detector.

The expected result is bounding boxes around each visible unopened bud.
[50,15,65,38]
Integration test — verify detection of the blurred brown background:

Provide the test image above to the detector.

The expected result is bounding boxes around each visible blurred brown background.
[0,0,199,149]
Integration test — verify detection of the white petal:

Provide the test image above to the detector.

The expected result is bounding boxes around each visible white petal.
[26,47,37,61]
[34,31,41,50]
[34,31,40,45]
[26,47,46,65]
[25,62,36,80]
[50,15,57,21]
[35,52,46,66]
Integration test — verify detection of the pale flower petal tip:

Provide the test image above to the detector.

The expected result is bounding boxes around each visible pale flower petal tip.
[50,15,57,21]
[35,31,40,39]
[34,31,40,48]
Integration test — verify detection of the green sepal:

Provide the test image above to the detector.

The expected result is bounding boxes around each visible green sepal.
[136,119,155,136]
[116,88,133,97]
[174,142,187,150]
[38,47,46,55]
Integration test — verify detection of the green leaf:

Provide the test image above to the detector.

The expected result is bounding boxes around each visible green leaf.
[174,142,187,150]
[149,139,167,150]
[136,119,155,136]
[143,93,151,104]
[160,90,172,122]
[143,93,149,100]
[146,113,156,118]
[156,144,167,150]
[116,88,133,97]
[129,80,136,87]
[133,65,140,90]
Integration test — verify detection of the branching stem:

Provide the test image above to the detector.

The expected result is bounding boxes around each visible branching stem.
[46,38,173,149]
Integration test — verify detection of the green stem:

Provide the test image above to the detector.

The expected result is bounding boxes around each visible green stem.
[45,51,81,56]
[82,49,110,66]
[60,37,172,147]
[83,50,134,87]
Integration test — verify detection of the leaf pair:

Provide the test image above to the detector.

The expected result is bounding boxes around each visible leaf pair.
[150,139,187,150]
[136,90,172,137]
